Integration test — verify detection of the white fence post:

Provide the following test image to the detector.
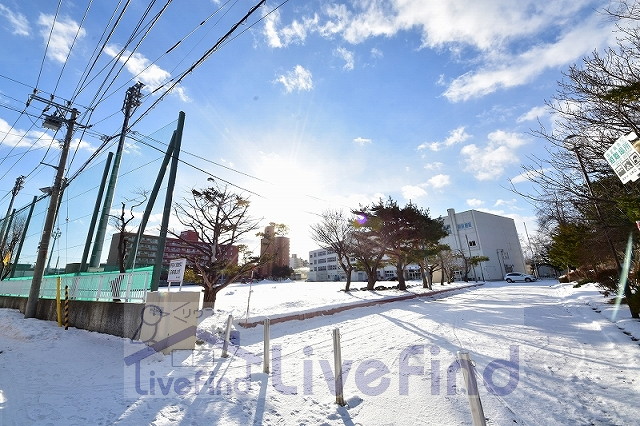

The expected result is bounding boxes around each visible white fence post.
[263,318,270,373]
[457,351,486,426]
[95,275,104,301]
[221,314,233,358]
[124,273,132,301]
[333,328,346,406]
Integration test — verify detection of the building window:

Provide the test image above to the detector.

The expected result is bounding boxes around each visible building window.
[468,240,476,247]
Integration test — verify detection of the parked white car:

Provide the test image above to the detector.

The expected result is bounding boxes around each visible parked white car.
[504,272,537,283]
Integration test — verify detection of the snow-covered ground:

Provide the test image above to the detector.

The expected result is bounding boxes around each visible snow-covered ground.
[1,279,639,425]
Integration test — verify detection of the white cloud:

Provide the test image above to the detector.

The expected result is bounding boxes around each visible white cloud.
[353,137,372,146]
[103,44,189,102]
[0,118,94,152]
[494,198,518,207]
[38,14,86,63]
[370,47,383,59]
[268,2,615,101]
[275,65,313,93]
[424,162,444,170]
[427,174,451,189]
[461,130,528,180]
[517,105,548,123]
[510,168,551,184]
[419,126,470,151]
[467,198,484,208]
[0,4,29,36]
[263,10,282,47]
[335,47,355,70]
[443,12,616,102]
[401,185,426,200]
[0,118,54,149]
[262,9,317,48]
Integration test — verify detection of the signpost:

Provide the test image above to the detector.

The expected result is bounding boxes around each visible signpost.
[604,132,640,183]
[167,258,187,291]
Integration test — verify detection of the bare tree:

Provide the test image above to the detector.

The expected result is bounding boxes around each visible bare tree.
[172,180,269,309]
[109,190,148,273]
[310,209,356,291]
[514,3,640,317]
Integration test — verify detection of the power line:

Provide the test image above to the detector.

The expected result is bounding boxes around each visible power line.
[129,131,269,183]
[130,0,269,128]
[131,135,264,197]
[52,0,96,96]
[35,0,63,88]
[71,0,132,102]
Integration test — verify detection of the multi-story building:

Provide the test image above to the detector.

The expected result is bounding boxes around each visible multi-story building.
[257,224,290,278]
[307,208,526,282]
[308,248,344,282]
[105,230,238,271]
[440,208,526,281]
[289,254,308,269]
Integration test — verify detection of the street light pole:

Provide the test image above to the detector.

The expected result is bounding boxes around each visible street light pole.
[46,227,62,275]
[564,135,622,271]
[25,106,78,318]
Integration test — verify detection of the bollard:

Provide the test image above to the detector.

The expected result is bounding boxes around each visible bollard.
[263,318,270,373]
[64,285,70,330]
[333,328,345,406]
[221,314,233,358]
[457,351,486,426]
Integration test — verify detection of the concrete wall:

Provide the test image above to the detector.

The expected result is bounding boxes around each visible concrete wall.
[0,296,145,339]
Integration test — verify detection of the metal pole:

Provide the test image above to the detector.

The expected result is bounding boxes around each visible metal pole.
[89,83,143,268]
[333,328,345,406]
[0,175,25,250]
[46,228,61,275]
[457,351,486,426]
[221,314,233,358]
[56,277,62,326]
[125,132,177,271]
[25,108,78,318]
[574,149,622,271]
[150,111,185,290]
[10,196,37,278]
[523,222,537,277]
[263,318,271,373]
[79,152,113,272]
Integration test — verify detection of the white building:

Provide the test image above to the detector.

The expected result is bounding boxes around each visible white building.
[440,208,526,281]
[308,248,346,282]
[307,208,526,282]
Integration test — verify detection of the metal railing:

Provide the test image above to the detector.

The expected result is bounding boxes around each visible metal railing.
[0,267,153,303]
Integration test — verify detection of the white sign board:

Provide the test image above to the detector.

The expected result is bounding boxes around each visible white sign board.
[604,132,640,183]
[167,258,187,285]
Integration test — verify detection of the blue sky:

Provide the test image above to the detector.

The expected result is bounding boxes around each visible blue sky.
[0,0,618,264]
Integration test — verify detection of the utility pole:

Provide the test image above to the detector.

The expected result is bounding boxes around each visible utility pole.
[89,82,143,269]
[25,101,78,318]
[0,175,25,251]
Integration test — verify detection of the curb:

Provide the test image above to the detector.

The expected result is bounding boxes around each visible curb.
[239,282,485,328]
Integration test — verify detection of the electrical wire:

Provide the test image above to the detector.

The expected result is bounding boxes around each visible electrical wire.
[130,0,270,128]
[129,131,269,183]
[71,0,131,102]
[132,135,264,197]
[52,0,96,96]
[35,0,63,89]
